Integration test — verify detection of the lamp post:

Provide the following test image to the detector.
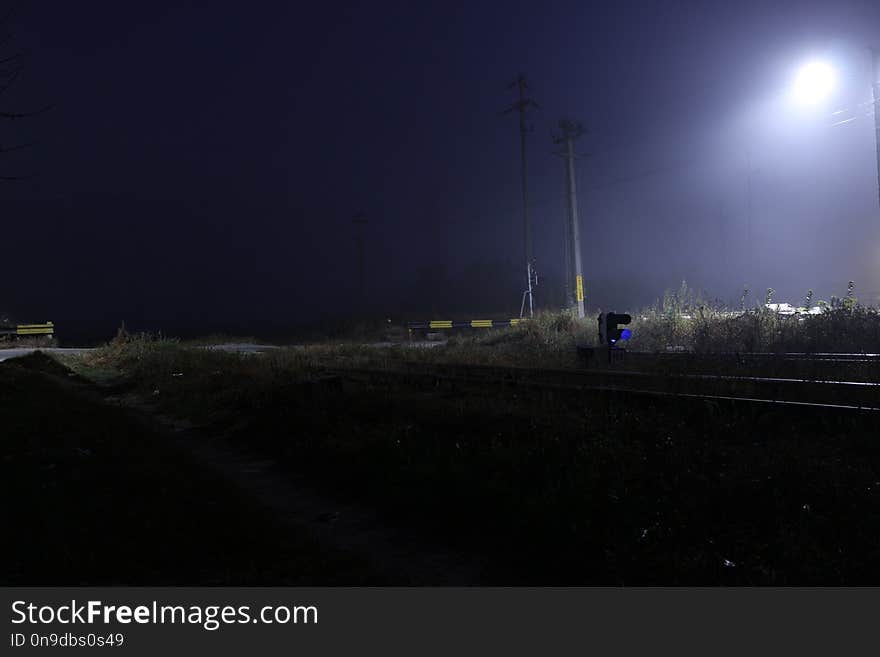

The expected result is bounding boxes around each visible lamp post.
[792,60,836,105]
[871,49,880,209]
[791,55,880,208]
[790,54,880,304]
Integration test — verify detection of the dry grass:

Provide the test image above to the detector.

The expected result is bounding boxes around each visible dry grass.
[72,304,880,388]
[628,305,880,353]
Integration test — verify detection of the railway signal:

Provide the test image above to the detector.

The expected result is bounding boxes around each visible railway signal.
[598,312,632,346]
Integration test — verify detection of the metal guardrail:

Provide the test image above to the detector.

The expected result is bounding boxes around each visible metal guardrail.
[0,321,54,336]
[406,319,523,331]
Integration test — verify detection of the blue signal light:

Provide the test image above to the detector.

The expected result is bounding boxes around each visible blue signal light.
[619,328,632,341]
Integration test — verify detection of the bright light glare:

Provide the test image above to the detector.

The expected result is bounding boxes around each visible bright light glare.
[792,60,836,105]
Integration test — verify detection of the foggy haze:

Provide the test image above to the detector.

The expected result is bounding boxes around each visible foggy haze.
[3,0,880,340]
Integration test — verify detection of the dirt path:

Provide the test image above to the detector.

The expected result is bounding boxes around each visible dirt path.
[103,392,487,585]
[7,351,486,584]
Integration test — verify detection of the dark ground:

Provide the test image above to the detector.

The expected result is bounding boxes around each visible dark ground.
[0,353,376,585]
[4,350,880,584]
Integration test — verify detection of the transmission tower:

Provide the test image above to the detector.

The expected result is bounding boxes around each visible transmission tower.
[502,73,539,317]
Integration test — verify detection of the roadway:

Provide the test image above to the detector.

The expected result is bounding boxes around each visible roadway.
[0,347,92,363]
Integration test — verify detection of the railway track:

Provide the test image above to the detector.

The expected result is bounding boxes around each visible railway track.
[328,361,880,412]
[579,349,880,384]
[627,351,880,362]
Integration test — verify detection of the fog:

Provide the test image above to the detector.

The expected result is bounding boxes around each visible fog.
[3,1,880,340]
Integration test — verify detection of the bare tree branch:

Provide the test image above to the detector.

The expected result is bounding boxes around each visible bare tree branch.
[0,166,37,180]
[0,140,28,152]
[1,2,46,181]
[0,51,22,66]
[0,65,21,95]
[1,104,52,119]
[0,4,19,29]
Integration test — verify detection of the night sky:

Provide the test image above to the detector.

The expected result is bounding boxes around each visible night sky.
[3,1,880,339]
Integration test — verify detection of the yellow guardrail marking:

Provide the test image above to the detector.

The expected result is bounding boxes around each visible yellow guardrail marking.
[15,321,54,335]
[408,318,527,330]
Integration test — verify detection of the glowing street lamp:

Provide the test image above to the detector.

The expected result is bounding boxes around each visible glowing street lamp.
[792,60,836,105]
[792,51,880,207]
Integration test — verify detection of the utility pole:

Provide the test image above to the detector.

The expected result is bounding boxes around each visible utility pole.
[718,202,728,277]
[503,73,539,317]
[352,211,367,302]
[745,149,758,282]
[872,48,880,209]
[560,193,572,307]
[553,119,586,318]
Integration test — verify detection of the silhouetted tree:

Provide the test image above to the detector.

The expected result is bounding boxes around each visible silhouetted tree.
[0,4,49,181]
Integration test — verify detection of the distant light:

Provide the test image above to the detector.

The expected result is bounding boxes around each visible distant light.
[792,60,836,105]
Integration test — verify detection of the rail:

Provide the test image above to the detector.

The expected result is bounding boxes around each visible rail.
[327,361,880,412]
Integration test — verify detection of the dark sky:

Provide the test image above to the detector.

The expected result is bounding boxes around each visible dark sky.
[3,0,880,338]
